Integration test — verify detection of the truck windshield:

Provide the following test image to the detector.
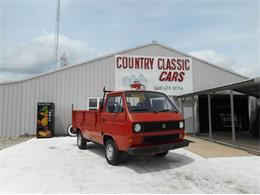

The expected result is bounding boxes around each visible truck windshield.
[125,91,178,113]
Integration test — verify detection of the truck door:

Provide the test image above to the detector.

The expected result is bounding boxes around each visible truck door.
[100,94,126,141]
[112,95,126,130]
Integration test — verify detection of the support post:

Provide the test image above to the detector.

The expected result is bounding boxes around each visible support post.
[230,90,236,145]
[182,98,185,114]
[180,98,183,114]
[192,96,195,135]
[196,96,200,134]
[207,94,212,139]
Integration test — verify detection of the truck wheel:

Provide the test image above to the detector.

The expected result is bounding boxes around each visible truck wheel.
[105,139,121,165]
[77,132,87,149]
[155,151,168,157]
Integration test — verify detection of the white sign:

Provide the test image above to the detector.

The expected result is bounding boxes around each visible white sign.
[115,55,193,96]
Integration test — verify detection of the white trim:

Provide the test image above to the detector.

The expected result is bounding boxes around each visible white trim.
[88,97,102,110]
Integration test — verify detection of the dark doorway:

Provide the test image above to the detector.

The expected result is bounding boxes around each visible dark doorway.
[197,94,260,152]
[198,94,249,133]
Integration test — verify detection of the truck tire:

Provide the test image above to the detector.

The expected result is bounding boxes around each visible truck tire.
[105,139,121,165]
[155,151,168,157]
[77,132,87,149]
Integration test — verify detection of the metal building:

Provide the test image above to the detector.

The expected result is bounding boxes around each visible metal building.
[0,42,247,137]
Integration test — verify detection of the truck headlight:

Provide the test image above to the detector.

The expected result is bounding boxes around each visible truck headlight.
[179,121,184,129]
[134,123,142,132]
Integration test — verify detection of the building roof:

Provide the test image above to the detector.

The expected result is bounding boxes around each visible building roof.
[178,77,260,98]
[0,41,248,85]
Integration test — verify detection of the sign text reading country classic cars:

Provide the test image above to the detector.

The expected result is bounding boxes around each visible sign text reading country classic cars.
[115,55,193,96]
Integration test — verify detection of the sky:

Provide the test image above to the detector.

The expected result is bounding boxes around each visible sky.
[0,0,259,81]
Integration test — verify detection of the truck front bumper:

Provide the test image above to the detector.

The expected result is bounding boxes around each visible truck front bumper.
[127,139,189,155]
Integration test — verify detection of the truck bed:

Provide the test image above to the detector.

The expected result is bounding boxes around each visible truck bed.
[72,110,98,131]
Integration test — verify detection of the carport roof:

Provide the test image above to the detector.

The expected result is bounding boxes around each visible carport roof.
[178,77,260,98]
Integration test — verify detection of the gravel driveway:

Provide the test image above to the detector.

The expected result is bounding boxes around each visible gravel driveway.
[0,137,259,193]
[0,136,33,150]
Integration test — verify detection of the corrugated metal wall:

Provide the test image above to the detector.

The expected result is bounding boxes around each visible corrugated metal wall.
[192,59,244,91]
[0,55,115,137]
[0,43,246,137]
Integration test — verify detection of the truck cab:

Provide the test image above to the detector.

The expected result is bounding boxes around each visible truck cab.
[72,88,189,165]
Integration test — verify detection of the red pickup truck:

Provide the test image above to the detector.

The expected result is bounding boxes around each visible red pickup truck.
[72,87,189,165]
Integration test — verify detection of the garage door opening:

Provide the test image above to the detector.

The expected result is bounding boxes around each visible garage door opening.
[199,94,249,132]
[197,94,259,151]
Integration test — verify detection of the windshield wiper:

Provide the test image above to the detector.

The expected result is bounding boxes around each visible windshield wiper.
[131,108,150,112]
[151,108,158,113]
[157,109,173,112]
[131,108,159,113]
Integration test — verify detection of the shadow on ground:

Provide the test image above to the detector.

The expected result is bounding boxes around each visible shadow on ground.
[76,142,194,174]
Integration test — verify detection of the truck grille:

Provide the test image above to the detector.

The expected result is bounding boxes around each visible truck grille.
[141,121,180,132]
[143,134,179,144]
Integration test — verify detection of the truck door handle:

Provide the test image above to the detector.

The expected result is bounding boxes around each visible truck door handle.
[101,118,106,122]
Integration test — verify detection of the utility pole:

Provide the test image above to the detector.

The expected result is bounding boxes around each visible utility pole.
[54,0,60,68]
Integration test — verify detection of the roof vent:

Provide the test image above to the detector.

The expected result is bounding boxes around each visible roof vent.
[60,53,68,67]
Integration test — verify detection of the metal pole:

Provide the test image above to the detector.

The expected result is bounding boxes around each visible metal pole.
[230,90,236,145]
[54,0,60,67]
[207,94,212,139]
[192,96,195,135]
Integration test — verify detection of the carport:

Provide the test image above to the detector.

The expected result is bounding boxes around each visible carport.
[178,77,260,153]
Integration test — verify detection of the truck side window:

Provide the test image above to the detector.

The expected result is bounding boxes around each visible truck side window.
[106,96,124,113]
[117,96,124,113]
